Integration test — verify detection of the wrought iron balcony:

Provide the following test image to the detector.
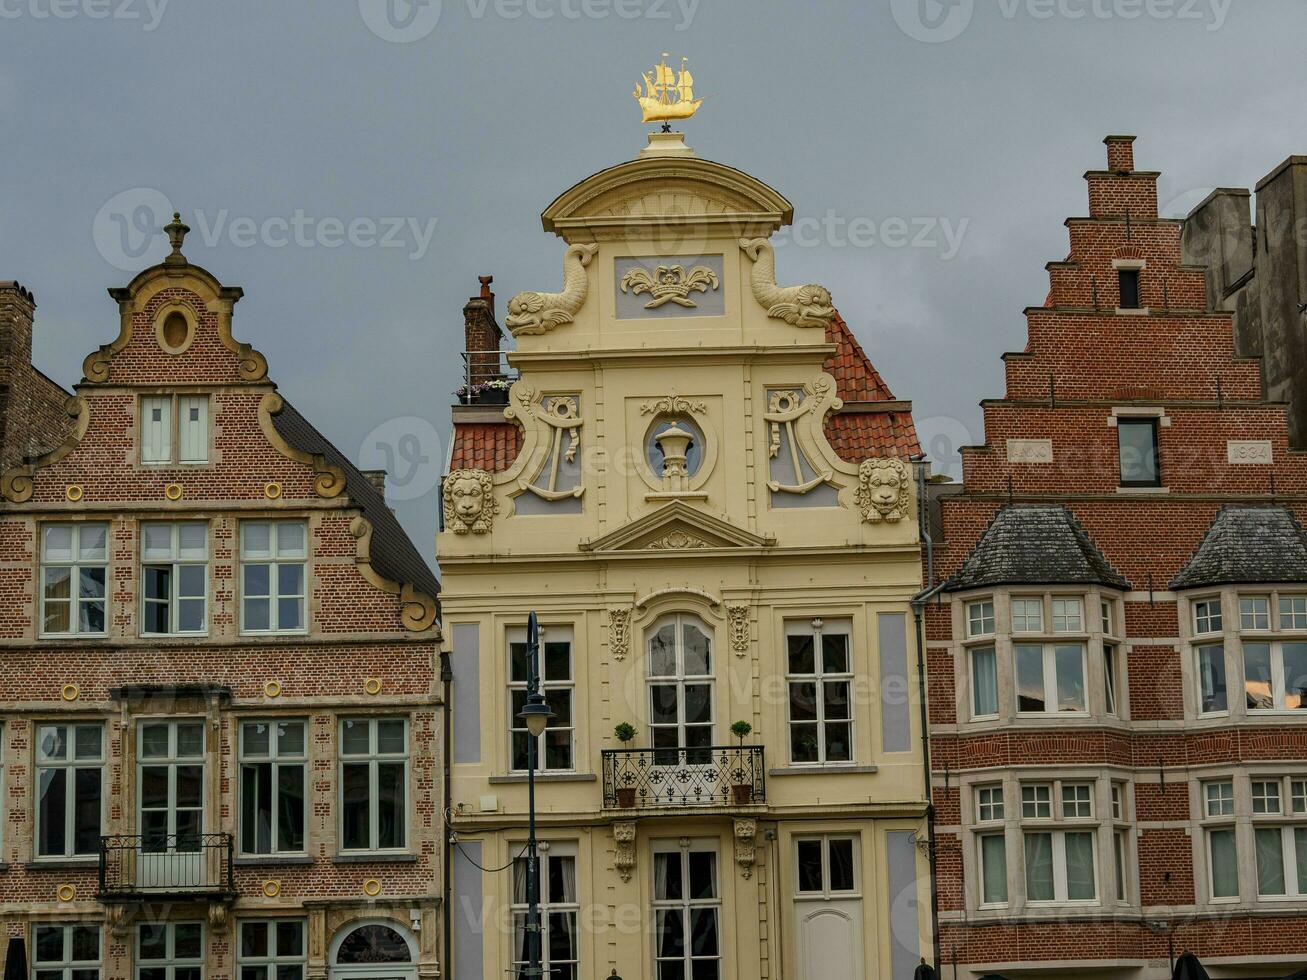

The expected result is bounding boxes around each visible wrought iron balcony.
[601,745,765,808]
[97,834,235,901]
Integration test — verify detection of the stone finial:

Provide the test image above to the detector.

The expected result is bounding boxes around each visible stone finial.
[164,211,190,265]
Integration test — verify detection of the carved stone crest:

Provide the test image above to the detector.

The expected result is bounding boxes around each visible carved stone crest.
[613,821,637,882]
[733,818,758,879]
[621,264,720,309]
[648,531,708,550]
[505,243,599,336]
[609,607,631,661]
[640,394,707,416]
[855,457,911,524]
[443,469,499,534]
[726,604,750,655]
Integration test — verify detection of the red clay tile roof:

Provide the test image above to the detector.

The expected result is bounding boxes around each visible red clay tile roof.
[448,309,918,472]
[822,311,921,462]
[449,421,522,472]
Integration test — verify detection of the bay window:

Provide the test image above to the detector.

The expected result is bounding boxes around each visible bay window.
[967,600,994,638]
[1203,779,1238,900]
[1252,775,1307,899]
[1051,597,1083,633]
[1241,596,1271,631]
[975,784,1007,906]
[340,717,407,852]
[36,723,103,858]
[1011,597,1042,633]
[1243,641,1307,711]
[1193,598,1223,635]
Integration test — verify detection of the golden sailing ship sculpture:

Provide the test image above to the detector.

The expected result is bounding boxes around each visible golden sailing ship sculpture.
[633,54,704,126]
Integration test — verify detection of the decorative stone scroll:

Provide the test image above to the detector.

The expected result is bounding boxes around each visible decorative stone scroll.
[609,608,631,661]
[726,604,750,655]
[505,243,599,336]
[764,387,835,494]
[739,238,835,328]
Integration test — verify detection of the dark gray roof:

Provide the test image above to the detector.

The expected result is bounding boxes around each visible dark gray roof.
[271,400,439,603]
[1170,505,1307,590]
[942,504,1129,593]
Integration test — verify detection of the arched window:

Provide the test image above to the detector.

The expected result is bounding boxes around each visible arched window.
[647,613,714,765]
[333,924,413,964]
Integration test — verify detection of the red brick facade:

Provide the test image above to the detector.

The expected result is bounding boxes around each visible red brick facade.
[927,137,1307,978]
[0,239,442,977]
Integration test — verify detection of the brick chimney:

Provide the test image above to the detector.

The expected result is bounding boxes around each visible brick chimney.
[1104,134,1136,174]
[463,275,502,399]
[0,282,36,468]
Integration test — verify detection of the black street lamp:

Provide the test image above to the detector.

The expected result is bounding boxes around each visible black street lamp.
[516,612,554,979]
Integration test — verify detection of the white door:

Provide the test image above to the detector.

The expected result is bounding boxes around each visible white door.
[330,922,418,980]
[794,836,865,980]
[646,615,716,803]
[137,720,206,890]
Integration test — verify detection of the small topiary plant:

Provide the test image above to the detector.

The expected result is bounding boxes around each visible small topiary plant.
[614,722,636,744]
[730,720,752,743]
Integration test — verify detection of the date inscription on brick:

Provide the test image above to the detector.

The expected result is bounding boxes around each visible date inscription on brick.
[1227,440,1273,464]
[1007,439,1054,464]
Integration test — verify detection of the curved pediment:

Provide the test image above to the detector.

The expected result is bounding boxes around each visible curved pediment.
[541,152,793,241]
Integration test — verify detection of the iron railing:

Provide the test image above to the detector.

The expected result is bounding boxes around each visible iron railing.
[97,833,234,900]
[601,745,765,808]
[457,351,518,405]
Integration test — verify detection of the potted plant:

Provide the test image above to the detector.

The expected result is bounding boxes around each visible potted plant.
[613,723,638,808]
[729,720,754,805]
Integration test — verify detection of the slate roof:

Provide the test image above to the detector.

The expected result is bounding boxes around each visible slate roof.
[270,400,440,602]
[448,309,920,472]
[943,504,1129,593]
[1170,505,1307,590]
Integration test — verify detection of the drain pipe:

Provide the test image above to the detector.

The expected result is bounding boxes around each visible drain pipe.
[439,649,454,977]
[913,462,945,976]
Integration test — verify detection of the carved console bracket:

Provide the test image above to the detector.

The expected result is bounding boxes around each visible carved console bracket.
[608,607,632,661]
[734,818,758,879]
[613,821,637,882]
[726,604,750,656]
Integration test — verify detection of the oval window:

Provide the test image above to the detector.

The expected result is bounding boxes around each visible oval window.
[161,311,190,351]
[334,924,413,964]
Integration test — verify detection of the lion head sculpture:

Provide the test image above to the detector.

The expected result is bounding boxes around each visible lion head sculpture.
[855,457,911,524]
[443,469,498,534]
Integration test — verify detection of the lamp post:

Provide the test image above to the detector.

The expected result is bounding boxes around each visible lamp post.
[516,612,554,979]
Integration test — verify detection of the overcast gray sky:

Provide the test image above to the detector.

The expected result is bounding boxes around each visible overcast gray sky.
[3,0,1305,565]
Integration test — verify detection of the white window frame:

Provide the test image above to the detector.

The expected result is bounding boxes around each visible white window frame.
[1242,639,1307,711]
[236,918,307,980]
[651,840,721,980]
[785,620,855,765]
[510,843,579,980]
[140,393,209,465]
[974,783,1008,907]
[1240,595,1271,631]
[239,720,308,857]
[969,645,999,720]
[140,521,209,636]
[338,717,409,853]
[1100,600,1114,636]
[239,521,308,634]
[1020,778,1098,905]
[967,600,995,638]
[35,722,104,859]
[646,614,715,760]
[1011,597,1043,634]
[1279,595,1307,631]
[1196,642,1229,716]
[1193,597,1223,635]
[794,834,860,899]
[136,922,205,980]
[39,522,109,637]
[1201,778,1239,902]
[1051,597,1084,634]
[1014,642,1088,715]
[1254,824,1307,899]
[32,923,101,980]
[1103,643,1120,716]
[507,625,575,773]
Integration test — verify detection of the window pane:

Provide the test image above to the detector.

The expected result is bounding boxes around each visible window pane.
[278,764,306,851]
[73,767,102,854]
[1015,645,1045,712]
[1198,645,1228,713]
[828,838,855,891]
[980,835,1007,904]
[341,762,370,849]
[1296,828,1307,896]
[242,522,272,558]
[543,642,570,681]
[688,851,716,899]
[176,723,204,757]
[276,920,305,957]
[1055,645,1086,712]
[243,722,271,757]
[341,720,370,755]
[1064,832,1096,900]
[796,840,822,892]
[276,521,306,556]
[1256,828,1286,896]
[823,634,849,673]
[1024,833,1054,901]
[142,523,173,559]
[178,523,207,557]
[174,924,203,958]
[1244,643,1274,710]
[971,647,998,716]
[1118,419,1158,485]
[241,921,269,958]
[71,926,99,961]
[44,524,74,561]
[1284,642,1307,710]
[787,635,815,675]
[1210,828,1238,898]
[376,761,405,848]
[683,623,711,675]
[377,719,406,753]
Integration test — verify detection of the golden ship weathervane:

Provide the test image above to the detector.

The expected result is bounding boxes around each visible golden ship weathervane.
[633,53,703,130]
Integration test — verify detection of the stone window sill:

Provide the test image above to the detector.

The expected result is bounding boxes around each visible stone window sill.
[768,765,878,777]
[24,858,99,870]
[235,855,315,866]
[489,773,597,784]
[332,852,418,864]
